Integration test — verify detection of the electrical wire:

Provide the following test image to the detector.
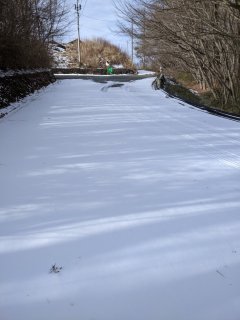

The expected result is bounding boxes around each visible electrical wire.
[81,0,88,13]
[82,14,114,23]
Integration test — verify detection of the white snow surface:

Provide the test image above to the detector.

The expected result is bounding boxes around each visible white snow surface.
[50,43,69,69]
[0,69,50,78]
[54,73,137,77]
[138,69,156,75]
[1,78,240,320]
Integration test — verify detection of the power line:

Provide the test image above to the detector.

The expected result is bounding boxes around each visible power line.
[81,0,88,13]
[81,14,114,23]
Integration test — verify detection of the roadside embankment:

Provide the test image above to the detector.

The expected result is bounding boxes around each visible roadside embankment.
[0,70,56,117]
[163,80,240,121]
[52,68,136,75]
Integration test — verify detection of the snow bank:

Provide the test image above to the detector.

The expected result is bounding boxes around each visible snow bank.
[0,69,51,78]
[0,71,55,113]
[138,69,156,75]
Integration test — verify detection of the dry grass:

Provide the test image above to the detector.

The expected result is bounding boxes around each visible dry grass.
[65,38,133,68]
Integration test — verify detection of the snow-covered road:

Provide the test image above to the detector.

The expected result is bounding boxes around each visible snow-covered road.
[1,78,240,320]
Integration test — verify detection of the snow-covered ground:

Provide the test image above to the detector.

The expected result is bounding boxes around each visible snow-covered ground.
[137,69,156,75]
[0,69,50,78]
[1,78,240,320]
[50,43,69,68]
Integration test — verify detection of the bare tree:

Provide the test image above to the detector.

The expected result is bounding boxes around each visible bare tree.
[0,0,71,69]
[32,0,71,42]
[115,0,240,110]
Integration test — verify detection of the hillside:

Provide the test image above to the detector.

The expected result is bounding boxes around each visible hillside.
[51,38,133,69]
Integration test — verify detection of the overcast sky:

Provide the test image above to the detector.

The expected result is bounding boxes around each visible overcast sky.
[64,0,130,54]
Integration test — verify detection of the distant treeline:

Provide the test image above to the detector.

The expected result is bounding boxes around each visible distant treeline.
[0,0,69,69]
[116,0,240,110]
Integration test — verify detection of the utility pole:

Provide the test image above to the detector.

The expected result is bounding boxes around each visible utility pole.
[143,9,146,69]
[75,0,81,67]
[131,18,134,64]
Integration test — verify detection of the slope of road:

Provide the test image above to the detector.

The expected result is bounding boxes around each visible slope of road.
[0,78,240,320]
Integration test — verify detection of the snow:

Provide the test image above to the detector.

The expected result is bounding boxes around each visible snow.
[0,78,240,320]
[0,69,50,78]
[54,73,140,78]
[50,43,69,68]
[112,64,124,68]
[54,73,134,77]
[138,69,156,75]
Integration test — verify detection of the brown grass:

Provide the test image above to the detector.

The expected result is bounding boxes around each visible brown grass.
[65,38,133,68]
